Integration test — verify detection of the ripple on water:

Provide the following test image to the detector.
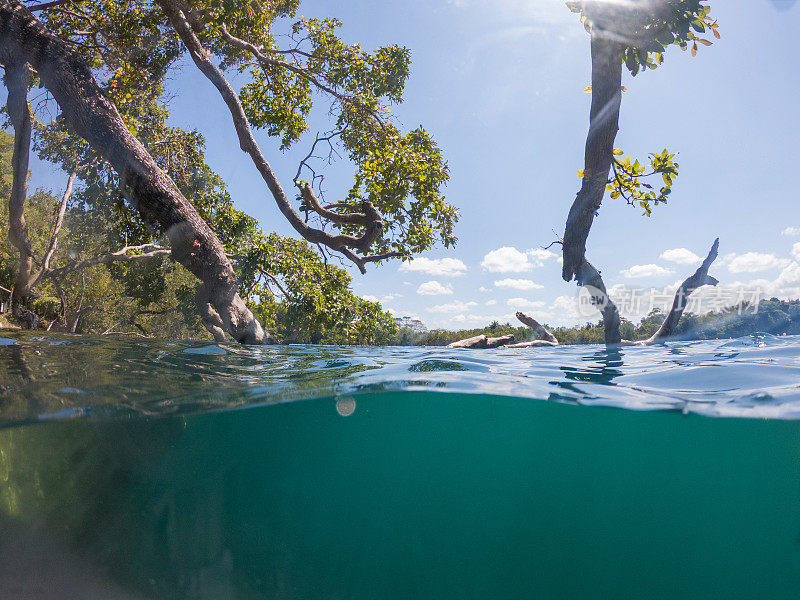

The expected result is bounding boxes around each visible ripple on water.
[2,331,800,424]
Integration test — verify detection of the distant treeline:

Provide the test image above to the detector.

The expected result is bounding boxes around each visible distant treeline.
[389,299,800,346]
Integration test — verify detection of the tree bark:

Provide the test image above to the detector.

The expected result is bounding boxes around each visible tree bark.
[513,311,559,345]
[4,59,34,321]
[447,334,515,349]
[562,33,624,283]
[446,312,559,349]
[0,0,271,343]
[576,257,622,345]
[637,238,719,345]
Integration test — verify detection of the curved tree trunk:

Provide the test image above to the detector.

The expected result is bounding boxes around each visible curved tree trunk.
[3,59,34,322]
[0,0,271,344]
[638,238,719,344]
[562,32,624,283]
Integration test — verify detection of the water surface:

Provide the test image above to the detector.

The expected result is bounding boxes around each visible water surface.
[1,333,800,599]
[2,331,800,423]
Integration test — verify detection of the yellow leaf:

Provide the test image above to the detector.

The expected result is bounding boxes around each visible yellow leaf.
[577,169,585,178]
[620,85,627,92]
[583,84,592,93]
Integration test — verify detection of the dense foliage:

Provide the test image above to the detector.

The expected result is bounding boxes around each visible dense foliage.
[2,0,459,342]
[30,0,457,261]
[0,128,396,343]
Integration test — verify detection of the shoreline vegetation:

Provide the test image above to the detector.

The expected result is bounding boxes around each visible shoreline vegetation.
[2,298,798,347]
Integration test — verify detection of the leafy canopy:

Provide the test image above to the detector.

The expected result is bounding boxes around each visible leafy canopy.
[571,0,718,216]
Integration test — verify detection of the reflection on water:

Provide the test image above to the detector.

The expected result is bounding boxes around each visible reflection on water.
[3,332,800,425]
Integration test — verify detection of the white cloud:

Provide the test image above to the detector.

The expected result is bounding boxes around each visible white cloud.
[660,248,701,265]
[445,312,518,326]
[482,247,530,272]
[782,227,800,236]
[792,243,800,262]
[479,286,492,293]
[494,278,544,290]
[727,252,790,273]
[428,301,478,314]
[527,248,559,263]
[417,281,454,296]
[774,262,800,294]
[399,257,467,277]
[362,294,400,302]
[481,247,557,273]
[485,299,497,306]
[506,297,546,310]
[552,294,582,319]
[620,264,675,279]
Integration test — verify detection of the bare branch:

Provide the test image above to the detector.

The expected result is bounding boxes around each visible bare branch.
[28,169,77,290]
[515,311,559,345]
[262,270,293,301]
[640,238,719,344]
[46,244,170,278]
[575,257,622,345]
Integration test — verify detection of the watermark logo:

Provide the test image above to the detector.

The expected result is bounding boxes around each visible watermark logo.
[575,285,763,318]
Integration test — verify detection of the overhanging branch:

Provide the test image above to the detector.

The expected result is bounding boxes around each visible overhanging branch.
[155,0,387,273]
[46,243,170,278]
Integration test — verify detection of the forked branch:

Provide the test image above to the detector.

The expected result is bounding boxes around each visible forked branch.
[156,0,388,274]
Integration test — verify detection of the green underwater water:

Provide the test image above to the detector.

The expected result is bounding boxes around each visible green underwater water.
[1,392,800,600]
[3,332,800,598]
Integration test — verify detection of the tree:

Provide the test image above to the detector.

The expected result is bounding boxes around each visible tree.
[561,0,721,345]
[0,0,457,342]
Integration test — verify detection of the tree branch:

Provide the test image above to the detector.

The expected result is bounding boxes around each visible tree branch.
[28,168,76,290]
[4,58,34,316]
[155,0,386,272]
[46,243,171,278]
[576,256,622,345]
[219,23,385,127]
[26,0,82,11]
[640,238,719,344]
[562,33,624,282]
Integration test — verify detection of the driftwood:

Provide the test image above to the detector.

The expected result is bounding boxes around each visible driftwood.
[449,238,718,350]
[447,313,556,349]
[625,238,719,346]
[447,334,515,349]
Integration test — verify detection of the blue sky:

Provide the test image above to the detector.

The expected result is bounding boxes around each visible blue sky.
[19,0,800,329]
